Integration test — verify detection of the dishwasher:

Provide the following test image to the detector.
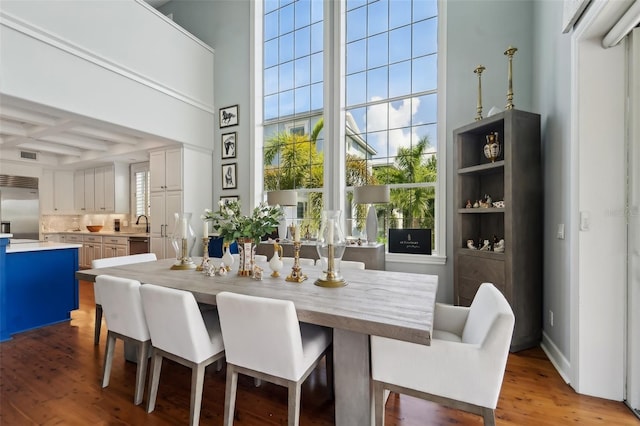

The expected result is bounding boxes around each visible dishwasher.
[128,236,150,255]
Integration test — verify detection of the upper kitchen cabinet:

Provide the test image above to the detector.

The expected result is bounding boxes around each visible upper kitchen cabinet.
[41,170,74,214]
[150,149,182,192]
[74,164,129,213]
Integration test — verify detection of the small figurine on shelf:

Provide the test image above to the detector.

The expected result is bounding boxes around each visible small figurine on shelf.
[479,239,491,251]
[473,200,480,208]
[494,239,505,253]
[357,238,363,246]
[467,239,477,250]
[466,200,472,208]
[485,194,492,205]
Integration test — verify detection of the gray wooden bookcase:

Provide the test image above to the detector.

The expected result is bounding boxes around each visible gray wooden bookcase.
[453,109,542,352]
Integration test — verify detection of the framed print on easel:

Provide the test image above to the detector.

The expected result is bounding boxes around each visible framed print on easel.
[221,132,236,159]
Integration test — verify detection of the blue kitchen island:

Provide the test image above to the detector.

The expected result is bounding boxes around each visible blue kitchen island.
[0,234,82,342]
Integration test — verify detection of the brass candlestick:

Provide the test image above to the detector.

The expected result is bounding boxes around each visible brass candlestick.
[196,237,209,271]
[474,65,486,121]
[504,46,517,110]
[286,241,307,283]
[314,243,346,288]
[171,238,197,270]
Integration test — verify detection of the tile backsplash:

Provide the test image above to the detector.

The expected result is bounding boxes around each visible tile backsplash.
[41,214,148,234]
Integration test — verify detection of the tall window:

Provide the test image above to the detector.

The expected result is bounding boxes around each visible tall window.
[262,0,440,253]
[130,162,150,218]
[262,0,325,234]
[345,0,439,250]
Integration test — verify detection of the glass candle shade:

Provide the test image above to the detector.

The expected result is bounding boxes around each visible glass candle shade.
[315,210,347,287]
[170,212,197,270]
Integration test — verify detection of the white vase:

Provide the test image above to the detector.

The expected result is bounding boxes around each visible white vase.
[269,243,284,277]
[222,242,234,271]
[366,205,378,244]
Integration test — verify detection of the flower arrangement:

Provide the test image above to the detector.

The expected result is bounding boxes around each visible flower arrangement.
[202,200,281,243]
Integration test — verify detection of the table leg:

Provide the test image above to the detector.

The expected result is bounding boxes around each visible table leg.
[333,328,373,426]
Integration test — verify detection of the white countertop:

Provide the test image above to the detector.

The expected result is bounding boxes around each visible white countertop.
[6,240,82,253]
[1,233,13,239]
[44,231,150,237]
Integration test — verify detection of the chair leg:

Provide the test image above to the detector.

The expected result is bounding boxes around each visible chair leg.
[287,381,302,426]
[134,340,150,405]
[223,366,238,426]
[189,363,206,426]
[482,407,496,426]
[94,304,103,345]
[373,381,385,426]
[102,332,116,388]
[146,351,163,413]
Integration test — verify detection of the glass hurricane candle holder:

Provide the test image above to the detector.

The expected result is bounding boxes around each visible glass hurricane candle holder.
[170,212,197,270]
[315,210,347,287]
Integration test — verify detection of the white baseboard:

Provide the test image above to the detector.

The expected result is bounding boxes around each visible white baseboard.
[541,331,571,384]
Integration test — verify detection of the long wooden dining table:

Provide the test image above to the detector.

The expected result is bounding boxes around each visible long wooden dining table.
[77,258,438,425]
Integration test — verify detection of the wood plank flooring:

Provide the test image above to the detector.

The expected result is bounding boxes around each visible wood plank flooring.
[0,281,637,425]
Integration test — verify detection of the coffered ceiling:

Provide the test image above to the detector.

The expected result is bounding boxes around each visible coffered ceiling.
[0,95,176,169]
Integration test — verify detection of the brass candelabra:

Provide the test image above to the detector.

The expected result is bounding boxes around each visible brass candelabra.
[285,241,307,283]
[474,65,486,121]
[314,242,346,288]
[196,237,209,271]
[170,238,197,270]
[504,46,517,110]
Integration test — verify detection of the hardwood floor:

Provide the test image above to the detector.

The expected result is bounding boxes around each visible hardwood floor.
[1,281,637,425]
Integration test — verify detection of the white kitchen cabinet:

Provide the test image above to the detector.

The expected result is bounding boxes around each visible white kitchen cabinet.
[102,236,129,258]
[72,169,97,212]
[149,146,211,260]
[74,163,129,213]
[82,234,102,269]
[41,170,75,214]
[150,148,182,192]
[150,189,182,259]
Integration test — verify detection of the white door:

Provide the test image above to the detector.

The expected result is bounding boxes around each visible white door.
[627,27,640,417]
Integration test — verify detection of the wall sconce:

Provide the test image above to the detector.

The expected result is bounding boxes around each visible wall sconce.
[353,184,390,244]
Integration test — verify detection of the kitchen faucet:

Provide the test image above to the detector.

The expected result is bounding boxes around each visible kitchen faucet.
[136,215,150,233]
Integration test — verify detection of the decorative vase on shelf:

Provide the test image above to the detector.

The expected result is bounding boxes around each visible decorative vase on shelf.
[170,212,197,270]
[221,241,234,271]
[483,131,501,162]
[236,237,254,276]
[269,242,284,277]
[315,210,347,287]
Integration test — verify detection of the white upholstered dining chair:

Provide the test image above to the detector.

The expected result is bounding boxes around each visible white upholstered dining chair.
[336,259,365,270]
[91,253,157,345]
[140,283,225,426]
[94,275,151,406]
[281,256,315,267]
[216,291,333,426]
[371,283,515,426]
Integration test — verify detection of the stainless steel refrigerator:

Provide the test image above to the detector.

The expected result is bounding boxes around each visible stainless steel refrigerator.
[0,175,40,240]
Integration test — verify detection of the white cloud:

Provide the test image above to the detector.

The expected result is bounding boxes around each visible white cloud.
[366,96,422,156]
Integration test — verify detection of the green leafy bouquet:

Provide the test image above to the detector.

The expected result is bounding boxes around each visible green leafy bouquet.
[202,200,281,243]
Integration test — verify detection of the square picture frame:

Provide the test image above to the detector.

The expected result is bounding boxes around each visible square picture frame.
[222,163,237,190]
[220,195,239,206]
[219,105,239,128]
[221,132,237,159]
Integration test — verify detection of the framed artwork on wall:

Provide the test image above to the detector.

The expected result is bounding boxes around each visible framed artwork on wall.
[219,105,239,128]
[222,163,237,190]
[220,196,239,206]
[221,132,236,159]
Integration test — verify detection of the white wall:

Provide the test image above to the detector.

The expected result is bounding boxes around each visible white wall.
[533,0,573,377]
[0,0,215,150]
[534,0,628,400]
[160,0,251,213]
